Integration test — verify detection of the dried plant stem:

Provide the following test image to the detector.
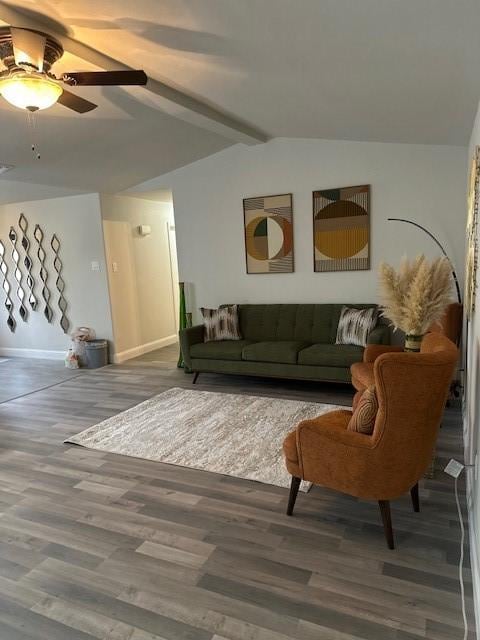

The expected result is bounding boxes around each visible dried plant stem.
[379,255,453,335]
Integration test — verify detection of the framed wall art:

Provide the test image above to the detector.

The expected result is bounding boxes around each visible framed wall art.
[313,184,370,272]
[243,193,294,274]
[463,146,480,460]
[465,147,479,320]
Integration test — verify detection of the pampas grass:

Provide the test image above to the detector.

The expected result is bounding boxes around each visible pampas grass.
[379,255,453,335]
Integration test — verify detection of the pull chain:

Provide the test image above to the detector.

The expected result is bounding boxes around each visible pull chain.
[26,110,41,160]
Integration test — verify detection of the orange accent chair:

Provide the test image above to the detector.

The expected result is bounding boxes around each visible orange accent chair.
[283,333,458,549]
[351,302,462,394]
[429,302,463,344]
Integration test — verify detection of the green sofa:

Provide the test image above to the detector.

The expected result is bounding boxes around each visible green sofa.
[179,303,390,384]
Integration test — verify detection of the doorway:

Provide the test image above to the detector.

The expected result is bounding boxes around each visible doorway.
[101,192,179,363]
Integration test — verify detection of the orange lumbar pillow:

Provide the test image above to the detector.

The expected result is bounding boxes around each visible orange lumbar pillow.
[348,386,378,435]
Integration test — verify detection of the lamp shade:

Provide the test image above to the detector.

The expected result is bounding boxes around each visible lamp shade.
[0,73,63,111]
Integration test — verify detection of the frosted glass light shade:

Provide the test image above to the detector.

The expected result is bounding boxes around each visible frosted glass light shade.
[0,74,63,111]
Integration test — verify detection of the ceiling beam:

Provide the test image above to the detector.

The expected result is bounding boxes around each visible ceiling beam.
[0,3,269,145]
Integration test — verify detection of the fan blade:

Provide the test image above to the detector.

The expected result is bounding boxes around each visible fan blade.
[10,27,46,72]
[63,70,148,86]
[57,89,97,114]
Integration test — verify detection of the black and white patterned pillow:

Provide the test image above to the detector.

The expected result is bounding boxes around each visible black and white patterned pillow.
[200,305,242,342]
[335,306,378,347]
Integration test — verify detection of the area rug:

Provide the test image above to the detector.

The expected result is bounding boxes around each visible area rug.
[65,387,342,490]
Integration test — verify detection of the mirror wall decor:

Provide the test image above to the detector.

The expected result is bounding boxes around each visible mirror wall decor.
[8,226,27,322]
[18,214,38,311]
[33,224,53,323]
[0,218,71,333]
[51,234,70,334]
[0,240,15,332]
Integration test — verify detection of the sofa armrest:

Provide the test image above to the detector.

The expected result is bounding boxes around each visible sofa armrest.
[179,324,204,371]
[367,324,390,345]
[363,344,404,363]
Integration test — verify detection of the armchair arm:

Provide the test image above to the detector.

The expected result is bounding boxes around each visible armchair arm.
[179,324,204,371]
[363,344,403,363]
[367,324,390,345]
[296,412,374,450]
[294,411,376,490]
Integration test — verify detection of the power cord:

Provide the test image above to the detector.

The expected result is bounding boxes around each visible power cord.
[445,459,475,640]
[454,475,468,640]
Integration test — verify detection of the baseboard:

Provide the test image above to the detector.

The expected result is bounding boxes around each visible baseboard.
[0,347,65,360]
[113,335,178,364]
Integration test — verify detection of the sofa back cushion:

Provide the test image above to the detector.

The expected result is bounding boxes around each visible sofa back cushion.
[238,304,378,343]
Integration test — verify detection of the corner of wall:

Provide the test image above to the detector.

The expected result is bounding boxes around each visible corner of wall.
[464,97,480,638]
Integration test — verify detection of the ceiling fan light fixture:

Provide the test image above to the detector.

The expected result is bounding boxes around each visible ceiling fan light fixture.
[0,73,63,111]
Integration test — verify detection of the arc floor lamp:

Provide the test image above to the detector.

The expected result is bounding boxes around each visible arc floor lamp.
[387,218,462,304]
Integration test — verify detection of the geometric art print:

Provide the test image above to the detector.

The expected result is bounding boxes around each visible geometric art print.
[313,184,370,272]
[465,147,479,320]
[243,193,294,273]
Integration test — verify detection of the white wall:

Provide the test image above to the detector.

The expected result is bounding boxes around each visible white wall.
[100,194,178,362]
[0,193,113,358]
[141,139,467,321]
[464,101,480,637]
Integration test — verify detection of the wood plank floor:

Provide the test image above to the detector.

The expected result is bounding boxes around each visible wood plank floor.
[0,358,81,404]
[0,346,474,639]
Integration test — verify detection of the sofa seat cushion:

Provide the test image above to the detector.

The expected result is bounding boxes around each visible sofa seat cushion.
[350,362,374,391]
[190,340,252,361]
[298,343,364,368]
[242,341,310,364]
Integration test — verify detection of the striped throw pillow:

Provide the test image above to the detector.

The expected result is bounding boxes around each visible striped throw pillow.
[335,306,378,347]
[348,386,378,435]
[200,305,242,342]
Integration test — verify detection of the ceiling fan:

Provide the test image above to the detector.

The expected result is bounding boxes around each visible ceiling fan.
[0,26,147,113]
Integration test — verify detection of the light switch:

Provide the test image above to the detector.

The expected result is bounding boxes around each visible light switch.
[91,261,100,272]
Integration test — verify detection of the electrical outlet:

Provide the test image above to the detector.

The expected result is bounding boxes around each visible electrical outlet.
[91,261,100,272]
[444,459,465,478]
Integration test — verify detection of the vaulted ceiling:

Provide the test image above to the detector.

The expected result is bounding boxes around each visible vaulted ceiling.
[0,0,479,203]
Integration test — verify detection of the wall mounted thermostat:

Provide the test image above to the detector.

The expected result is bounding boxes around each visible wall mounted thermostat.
[137,225,151,236]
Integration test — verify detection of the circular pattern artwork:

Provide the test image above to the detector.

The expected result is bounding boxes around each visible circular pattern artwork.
[243,193,294,273]
[314,201,368,260]
[313,185,370,272]
[246,215,293,261]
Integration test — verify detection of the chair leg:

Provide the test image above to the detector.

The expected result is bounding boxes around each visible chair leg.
[192,372,199,384]
[378,500,395,550]
[410,483,420,512]
[287,477,301,516]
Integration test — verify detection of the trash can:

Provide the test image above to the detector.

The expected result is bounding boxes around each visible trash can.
[84,339,108,369]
